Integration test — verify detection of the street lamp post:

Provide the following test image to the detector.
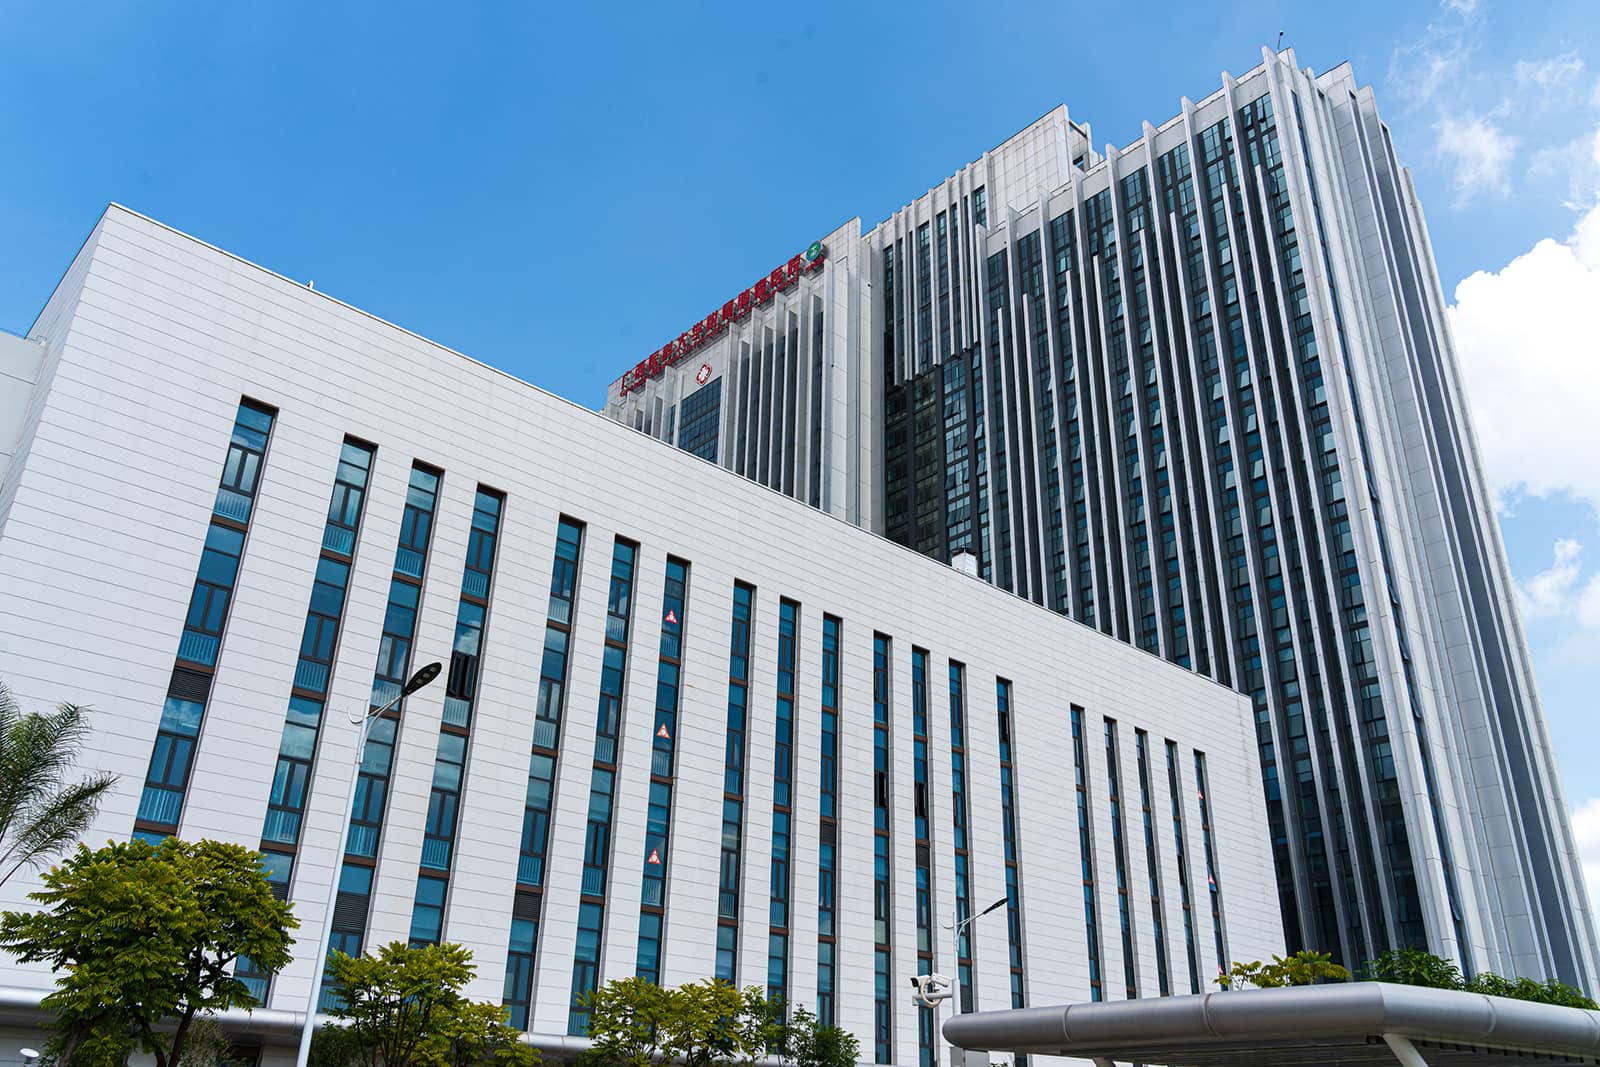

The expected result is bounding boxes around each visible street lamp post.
[917,895,1007,1067]
[293,661,442,1067]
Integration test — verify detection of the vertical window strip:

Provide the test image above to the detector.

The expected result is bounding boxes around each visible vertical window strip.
[901,641,934,1067]
[818,616,842,1027]
[322,462,441,1007]
[245,437,373,1000]
[717,583,756,983]
[637,557,690,982]
[504,518,585,1029]
[1194,752,1228,974]
[1104,719,1138,998]
[1167,740,1202,992]
[569,539,638,1036]
[409,487,504,947]
[135,399,277,842]
[946,661,976,1012]
[286,462,440,1005]
[1072,708,1105,1001]
[875,637,903,1065]
[995,681,1027,1027]
[1135,731,1172,996]
[767,599,799,1006]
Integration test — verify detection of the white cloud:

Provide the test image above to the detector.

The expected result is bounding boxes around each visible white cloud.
[1516,52,1586,96]
[1572,798,1600,921]
[1518,539,1600,628]
[1389,1,1478,110]
[1435,112,1519,202]
[1520,539,1584,618]
[1528,124,1600,209]
[1448,200,1600,509]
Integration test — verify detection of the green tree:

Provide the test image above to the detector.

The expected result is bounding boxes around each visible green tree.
[1219,950,1351,989]
[0,837,297,1067]
[784,1006,860,1067]
[579,975,673,1067]
[1363,948,1465,989]
[657,978,747,1067]
[581,978,780,1067]
[0,682,116,887]
[1466,972,1598,1009]
[321,940,539,1067]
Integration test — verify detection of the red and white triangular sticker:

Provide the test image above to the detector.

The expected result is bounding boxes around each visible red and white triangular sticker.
[656,724,671,740]
[647,848,662,865]
[664,608,679,625]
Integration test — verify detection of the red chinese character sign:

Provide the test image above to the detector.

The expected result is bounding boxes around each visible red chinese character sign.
[619,241,827,395]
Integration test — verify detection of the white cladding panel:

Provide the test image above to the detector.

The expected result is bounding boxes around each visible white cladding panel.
[0,206,1282,1065]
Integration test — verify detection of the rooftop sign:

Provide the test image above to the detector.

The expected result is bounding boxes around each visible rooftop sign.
[620,241,826,395]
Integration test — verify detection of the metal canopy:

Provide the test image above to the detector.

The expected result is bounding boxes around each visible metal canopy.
[941,983,1600,1066]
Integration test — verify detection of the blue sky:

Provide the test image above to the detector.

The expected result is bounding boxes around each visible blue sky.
[4,1,1600,899]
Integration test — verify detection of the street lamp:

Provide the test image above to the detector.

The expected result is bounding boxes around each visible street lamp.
[920,895,1007,1067]
[293,661,442,1067]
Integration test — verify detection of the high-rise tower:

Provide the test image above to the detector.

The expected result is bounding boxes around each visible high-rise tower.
[605,48,1600,986]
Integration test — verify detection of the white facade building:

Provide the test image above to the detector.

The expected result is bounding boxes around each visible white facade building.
[0,206,1283,1066]
[603,48,1600,989]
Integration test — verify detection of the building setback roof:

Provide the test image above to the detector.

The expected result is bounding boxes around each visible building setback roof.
[942,983,1600,1066]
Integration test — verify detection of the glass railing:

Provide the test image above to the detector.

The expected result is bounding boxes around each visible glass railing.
[462,570,489,599]
[295,660,330,695]
[213,488,253,523]
[261,808,301,845]
[322,525,356,557]
[548,597,572,626]
[137,785,183,827]
[517,853,543,887]
[370,679,401,709]
[346,823,378,858]
[582,865,606,896]
[394,547,426,579]
[605,615,628,643]
[642,879,663,907]
[177,629,220,667]
[237,971,268,1003]
[533,717,559,750]
[442,696,471,728]
[651,748,672,777]
[595,737,616,765]
[420,837,451,871]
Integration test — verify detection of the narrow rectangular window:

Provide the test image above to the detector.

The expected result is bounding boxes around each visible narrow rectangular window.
[636,557,690,982]
[1073,707,1105,1001]
[996,680,1027,1025]
[1104,719,1137,998]
[323,461,442,1008]
[568,539,638,1036]
[135,399,276,843]
[717,582,757,982]
[767,599,799,1006]
[816,615,841,1027]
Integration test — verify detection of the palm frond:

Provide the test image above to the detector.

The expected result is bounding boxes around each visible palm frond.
[0,684,117,885]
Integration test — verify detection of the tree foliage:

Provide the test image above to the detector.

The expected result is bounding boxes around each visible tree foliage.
[783,1005,860,1067]
[1466,972,1598,1008]
[0,837,297,1067]
[1363,947,1465,989]
[0,681,116,887]
[1219,950,1351,989]
[317,940,539,1067]
[580,978,782,1067]
[1226,947,1599,1010]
